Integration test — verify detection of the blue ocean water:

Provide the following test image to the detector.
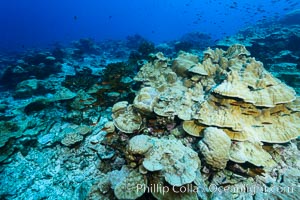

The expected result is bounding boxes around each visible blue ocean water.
[0,0,299,52]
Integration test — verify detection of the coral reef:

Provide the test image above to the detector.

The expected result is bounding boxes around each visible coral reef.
[175,32,214,53]
[138,136,200,186]
[0,40,299,200]
[0,51,61,88]
[112,101,142,134]
[108,44,300,199]
[216,12,300,94]
[114,169,147,200]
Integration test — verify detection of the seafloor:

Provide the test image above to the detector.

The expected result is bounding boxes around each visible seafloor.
[0,13,300,200]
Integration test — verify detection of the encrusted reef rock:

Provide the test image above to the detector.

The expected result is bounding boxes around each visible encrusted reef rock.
[61,132,84,147]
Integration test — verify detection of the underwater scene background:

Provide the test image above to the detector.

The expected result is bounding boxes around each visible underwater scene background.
[0,0,299,51]
[0,0,300,200]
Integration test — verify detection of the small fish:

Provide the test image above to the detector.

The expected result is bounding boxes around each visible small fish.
[73,15,78,20]
[101,81,110,85]
[262,122,272,125]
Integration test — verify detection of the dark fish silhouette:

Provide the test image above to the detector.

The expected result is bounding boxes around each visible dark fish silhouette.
[73,16,78,20]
